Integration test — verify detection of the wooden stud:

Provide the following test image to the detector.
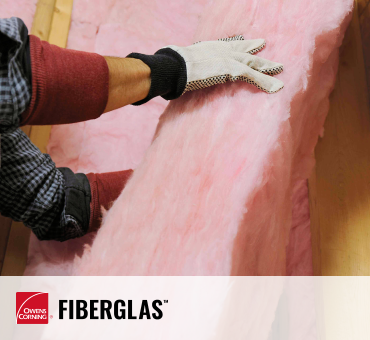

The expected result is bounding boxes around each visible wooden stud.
[30,0,57,40]
[0,223,31,276]
[49,0,74,48]
[0,215,12,275]
[358,0,370,17]
[28,0,74,153]
[309,1,370,275]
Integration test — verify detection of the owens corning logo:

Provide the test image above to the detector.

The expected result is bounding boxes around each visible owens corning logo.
[16,292,48,324]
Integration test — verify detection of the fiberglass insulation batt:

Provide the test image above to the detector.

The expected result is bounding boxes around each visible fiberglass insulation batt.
[75,0,353,275]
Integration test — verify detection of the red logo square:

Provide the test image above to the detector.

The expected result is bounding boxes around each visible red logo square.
[16,292,48,324]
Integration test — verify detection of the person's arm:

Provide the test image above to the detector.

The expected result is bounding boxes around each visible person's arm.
[21,33,284,127]
[0,17,183,131]
[21,33,188,125]
[20,36,155,126]
[103,57,151,113]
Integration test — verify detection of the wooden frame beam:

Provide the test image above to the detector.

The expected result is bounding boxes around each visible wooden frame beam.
[309,1,370,275]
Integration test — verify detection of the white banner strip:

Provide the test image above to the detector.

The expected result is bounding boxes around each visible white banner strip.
[1,277,369,340]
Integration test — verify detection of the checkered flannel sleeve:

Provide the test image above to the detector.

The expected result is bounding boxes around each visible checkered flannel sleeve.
[0,17,31,133]
[0,18,89,241]
[0,129,87,241]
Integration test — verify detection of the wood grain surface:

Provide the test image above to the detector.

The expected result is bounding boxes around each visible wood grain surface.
[309,1,370,275]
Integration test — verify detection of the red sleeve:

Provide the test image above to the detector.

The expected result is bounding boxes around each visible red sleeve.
[86,170,134,232]
[21,35,109,126]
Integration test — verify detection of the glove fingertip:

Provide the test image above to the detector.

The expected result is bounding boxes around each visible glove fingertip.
[217,35,245,42]
[269,79,284,93]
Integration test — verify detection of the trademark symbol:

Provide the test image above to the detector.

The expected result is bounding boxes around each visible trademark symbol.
[50,315,53,319]
[163,300,168,303]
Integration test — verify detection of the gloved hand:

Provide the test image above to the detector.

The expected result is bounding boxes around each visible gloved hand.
[127,35,284,105]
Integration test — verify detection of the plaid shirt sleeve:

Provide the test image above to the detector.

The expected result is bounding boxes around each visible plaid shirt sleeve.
[0,128,88,241]
[0,18,90,241]
[0,17,31,133]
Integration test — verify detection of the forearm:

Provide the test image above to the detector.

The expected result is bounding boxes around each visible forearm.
[104,57,151,113]
[0,16,182,130]
[21,37,154,125]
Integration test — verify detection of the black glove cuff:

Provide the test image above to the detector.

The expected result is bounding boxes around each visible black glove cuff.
[58,167,91,235]
[127,48,187,105]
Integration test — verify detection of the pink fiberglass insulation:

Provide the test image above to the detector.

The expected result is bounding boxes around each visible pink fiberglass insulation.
[70,0,352,275]
[23,0,352,276]
[0,0,37,29]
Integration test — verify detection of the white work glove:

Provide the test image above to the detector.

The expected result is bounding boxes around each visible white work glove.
[167,35,284,95]
[127,35,284,105]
